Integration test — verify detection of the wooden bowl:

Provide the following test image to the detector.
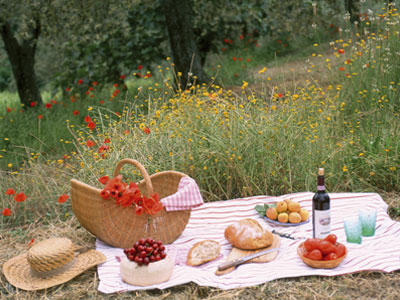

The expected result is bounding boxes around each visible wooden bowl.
[297,242,346,269]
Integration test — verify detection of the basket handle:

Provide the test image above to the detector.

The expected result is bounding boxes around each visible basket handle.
[113,159,154,196]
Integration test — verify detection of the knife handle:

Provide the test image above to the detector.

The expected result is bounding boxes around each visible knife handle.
[217,258,245,271]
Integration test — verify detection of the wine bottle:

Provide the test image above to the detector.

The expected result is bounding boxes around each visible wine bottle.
[312,168,331,238]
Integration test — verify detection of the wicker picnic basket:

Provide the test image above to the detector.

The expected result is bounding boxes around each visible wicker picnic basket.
[71,159,191,248]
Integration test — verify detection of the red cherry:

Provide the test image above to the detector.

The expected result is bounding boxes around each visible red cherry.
[143,257,150,265]
[159,245,165,251]
[139,238,146,245]
[157,240,163,246]
[140,250,147,258]
[128,255,134,261]
[137,245,144,252]
[145,247,153,253]
[149,255,155,262]
[133,242,139,248]
[153,249,158,255]
[123,249,129,254]
[146,238,154,245]
[130,248,137,255]
[160,252,167,259]
[134,256,141,263]
[155,255,161,261]
[152,243,159,249]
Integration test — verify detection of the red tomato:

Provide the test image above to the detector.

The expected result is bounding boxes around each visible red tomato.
[304,238,321,251]
[335,243,346,258]
[303,250,310,258]
[308,249,323,260]
[324,234,337,245]
[318,240,337,255]
[323,252,338,261]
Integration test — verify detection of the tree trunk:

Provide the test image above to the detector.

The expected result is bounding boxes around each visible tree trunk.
[344,0,360,24]
[163,0,209,90]
[0,19,43,107]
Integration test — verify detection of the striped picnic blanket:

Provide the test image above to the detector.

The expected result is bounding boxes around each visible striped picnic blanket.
[96,192,400,293]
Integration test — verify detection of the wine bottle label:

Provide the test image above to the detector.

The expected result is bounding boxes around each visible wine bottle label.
[314,209,331,238]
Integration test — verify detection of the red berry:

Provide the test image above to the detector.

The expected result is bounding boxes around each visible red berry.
[133,242,139,248]
[155,255,161,261]
[159,245,165,251]
[139,238,145,245]
[140,250,147,258]
[149,255,155,262]
[130,248,137,255]
[153,249,158,255]
[123,249,129,254]
[145,247,153,253]
[137,245,144,252]
[134,256,141,263]
[146,238,154,245]
[160,252,167,259]
[157,240,163,246]
[143,257,150,265]
[152,243,159,249]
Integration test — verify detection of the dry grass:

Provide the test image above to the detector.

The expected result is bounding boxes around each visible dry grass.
[1,193,399,300]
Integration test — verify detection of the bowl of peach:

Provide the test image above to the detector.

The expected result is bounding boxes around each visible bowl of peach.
[258,199,309,226]
[297,234,347,269]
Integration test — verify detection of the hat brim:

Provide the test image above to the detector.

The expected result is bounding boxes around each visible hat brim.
[3,249,106,291]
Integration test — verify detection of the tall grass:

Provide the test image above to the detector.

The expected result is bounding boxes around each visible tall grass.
[1,4,399,228]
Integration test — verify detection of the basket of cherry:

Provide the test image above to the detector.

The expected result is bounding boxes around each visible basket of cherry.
[297,234,347,269]
[120,237,175,286]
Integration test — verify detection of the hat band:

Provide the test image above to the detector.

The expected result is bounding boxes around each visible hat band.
[30,257,77,279]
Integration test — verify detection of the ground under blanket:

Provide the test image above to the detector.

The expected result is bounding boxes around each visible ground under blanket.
[96,192,400,293]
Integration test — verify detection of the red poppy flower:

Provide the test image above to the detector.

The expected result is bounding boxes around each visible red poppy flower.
[338,49,345,54]
[339,67,345,71]
[100,189,110,200]
[113,83,119,88]
[70,96,76,103]
[92,81,98,86]
[27,238,35,246]
[104,138,111,144]
[84,115,92,123]
[86,140,96,147]
[238,57,243,62]
[278,93,284,98]
[88,86,94,91]
[224,38,228,43]
[14,192,27,202]
[246,58,251,62]
[6,107,11,112]
[50,100,57,104]
[221,47,226,52]
[99,100,105,105]
[138,65,143,70]
[30,102,37,107]
[6,188,16,195]
[232,57,237,61]
[135,206,143,216]
[144,74,152,79]
[120,75,126,80]
[73,110,80,116]
[58,194,69,203]
[65,87,71,92]
[144,127,150,134]
[45,103,52,109]
[240,35,244,40]
[98,176,109,185]
[85,91,90,95]
[78,79,83,85]
[2,208,11,216]
[124,130,130,135]
[37,115,43,119]
[88,122,96,129]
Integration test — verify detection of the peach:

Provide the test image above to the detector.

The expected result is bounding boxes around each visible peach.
[289,212,301,223]
[300,208,309,222]
[288,201,301,213]
[276,201,288,213]
[266,207,278,220]
[283,198,293,206]
[277,212,289,223]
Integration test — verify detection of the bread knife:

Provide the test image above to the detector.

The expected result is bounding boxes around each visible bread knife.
[217,248,279,271]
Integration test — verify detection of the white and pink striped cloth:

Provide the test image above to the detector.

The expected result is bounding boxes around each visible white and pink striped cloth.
[96,192,400,293]
[161,177,204,211]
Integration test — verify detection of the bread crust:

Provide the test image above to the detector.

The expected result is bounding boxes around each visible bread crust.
[186,240,221,266]
[224,218,273,250]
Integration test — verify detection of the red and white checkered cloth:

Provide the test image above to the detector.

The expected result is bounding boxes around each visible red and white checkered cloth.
[161,177,203,211]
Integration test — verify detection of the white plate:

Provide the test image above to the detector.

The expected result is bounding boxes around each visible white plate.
[263,217,310,227]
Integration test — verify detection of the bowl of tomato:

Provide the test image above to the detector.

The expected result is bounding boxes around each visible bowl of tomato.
[297,234,347,269]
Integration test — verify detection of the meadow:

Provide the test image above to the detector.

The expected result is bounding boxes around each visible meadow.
[1,3,400,299]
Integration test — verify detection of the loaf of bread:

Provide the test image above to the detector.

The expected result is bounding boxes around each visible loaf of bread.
[186,240,221,266]
[224,218,273,250]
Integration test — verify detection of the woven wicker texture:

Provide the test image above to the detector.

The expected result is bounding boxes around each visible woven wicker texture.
[71,159,191,248]
[27,238,74,272]
[2,238,106,291]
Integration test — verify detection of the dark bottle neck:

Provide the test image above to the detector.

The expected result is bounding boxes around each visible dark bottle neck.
[317,175,325,191]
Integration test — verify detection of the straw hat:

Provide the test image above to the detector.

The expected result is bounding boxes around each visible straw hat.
[2,238,106,291]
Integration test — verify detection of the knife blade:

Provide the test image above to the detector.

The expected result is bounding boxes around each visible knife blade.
[271,230,307,240]
[217,248,279,271]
